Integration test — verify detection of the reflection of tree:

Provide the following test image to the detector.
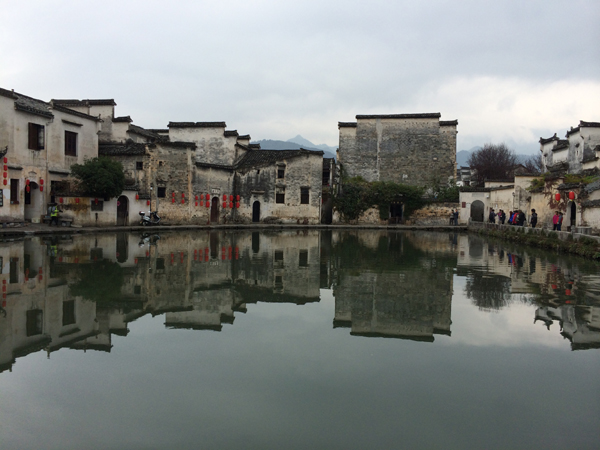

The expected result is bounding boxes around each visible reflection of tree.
[465,273,512,311]
[70,261,124,304]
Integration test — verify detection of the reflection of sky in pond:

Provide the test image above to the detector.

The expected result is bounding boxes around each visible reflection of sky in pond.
[0,231,598,449]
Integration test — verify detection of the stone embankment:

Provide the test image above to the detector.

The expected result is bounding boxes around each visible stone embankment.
[468,222,600,260]
[0,222,467,238]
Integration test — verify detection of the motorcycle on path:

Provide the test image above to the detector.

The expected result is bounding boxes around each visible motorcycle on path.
[139,210,161,226]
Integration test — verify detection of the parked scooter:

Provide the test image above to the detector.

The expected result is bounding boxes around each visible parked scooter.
[139,210,161,226]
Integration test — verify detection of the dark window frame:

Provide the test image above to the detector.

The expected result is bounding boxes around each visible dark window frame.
[136,161,144,170]
[300,187,309,204]
[277,166,285,179]
[276,193,285,204]
[26,309,43,336]
[28,123,45,150]
[62,300,76,326]
[157,187,166,198]
[10,179,19,204]
[65,131,77,156]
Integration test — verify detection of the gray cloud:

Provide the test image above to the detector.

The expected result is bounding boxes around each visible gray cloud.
[1,0,598,151]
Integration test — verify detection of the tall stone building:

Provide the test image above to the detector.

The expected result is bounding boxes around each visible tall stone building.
[338,113,458,186]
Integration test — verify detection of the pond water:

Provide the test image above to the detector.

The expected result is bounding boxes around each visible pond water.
[0,230,599,449]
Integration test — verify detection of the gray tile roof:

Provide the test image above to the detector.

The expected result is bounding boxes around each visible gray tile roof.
[168,122,226,128]
[99,141,147,156]
[356,113,441,119]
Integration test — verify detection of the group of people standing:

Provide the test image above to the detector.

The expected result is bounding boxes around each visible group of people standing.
[488,208,538,227]
[552,211,564,231]
[449,209,459,225]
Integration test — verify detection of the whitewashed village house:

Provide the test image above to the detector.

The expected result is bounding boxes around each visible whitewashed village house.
[0,87,325,226]
[459,120,600,232]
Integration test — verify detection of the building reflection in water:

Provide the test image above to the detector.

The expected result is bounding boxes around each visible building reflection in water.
[1,229,599,372]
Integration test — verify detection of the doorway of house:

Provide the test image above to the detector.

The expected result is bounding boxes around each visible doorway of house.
[24,181,39,222]
[470,200,484,222]
[570,201,576,229]
[252,201,260,223]
[210,197,219,223]
[389,202,402,224]
[117,195,129,226]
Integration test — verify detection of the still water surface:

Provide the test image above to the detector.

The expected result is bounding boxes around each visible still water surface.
[0,230,599,449]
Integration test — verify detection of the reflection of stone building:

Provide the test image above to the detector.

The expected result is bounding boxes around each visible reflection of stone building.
[0,230,324,371]
[332,231,454,341]
[535,305,600,350]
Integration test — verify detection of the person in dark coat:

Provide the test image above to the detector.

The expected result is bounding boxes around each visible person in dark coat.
[499,210,506,224]
[517,210,526,226]
[488,208,496,223]
[530,209,538,228]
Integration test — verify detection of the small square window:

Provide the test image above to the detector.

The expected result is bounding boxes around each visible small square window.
[136,161,143,170]
[274,250,283,262]
[65,131,77,156]
[91,200,104,211]
[277,167,285,178]
[26,309,43,336]
[28,123,45,150]
[276,193,285,204]
[299,250,308,267]
[300,187,309,204]
[157,187,166,198]
[62,300,76,326]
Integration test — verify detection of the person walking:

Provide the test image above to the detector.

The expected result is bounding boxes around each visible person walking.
[557,212,563,231]
[488,208,496,224]
[499,210,506,224]
[530,209,538,228]
[517,210,526,226]
[49,204,61,226]
[449,209,455,225]
[453,209,459,226]
[552,211,559,230]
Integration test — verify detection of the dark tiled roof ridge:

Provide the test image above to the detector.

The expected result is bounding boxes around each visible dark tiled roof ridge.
[440,120,458,126]
[579,120,600,128]
[338,122,357,128]
[112,116,132,123]
[14,103,54,119]
[168,121,226,128]
[356,113,441,119]
[224,130,239,137]
[566,126,580,137]
[52,99,116,106]
[539,133,558,144]
[237,134,251,140]
[0,87,17,99]
[51,103,101,122]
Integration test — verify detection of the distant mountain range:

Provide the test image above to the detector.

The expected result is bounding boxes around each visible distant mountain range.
[252,136,337,160]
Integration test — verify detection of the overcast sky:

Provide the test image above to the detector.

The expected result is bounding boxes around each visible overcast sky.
[1,0,598,153]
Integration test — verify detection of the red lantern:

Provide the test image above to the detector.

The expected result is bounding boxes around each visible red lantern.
[75,198,79,203]
[236,202,240,208]
[236,195,240,201]
[172,191,176,197]
[229,201,233,208]
[59,197,63,203]
[182,193,185,198]
[568,191,575,200]
[3,157,6,163]
[172,198,175,203]
[205,194,210,200]
[551,284,557,289]
[223,194,227,201]
[95,198,98,204]
[229,195,233,201]
[195,201,198,207]
[2,180,6,186]
[136,194,139,200]
[181,199,185,204]
[147,200,150,206]
[40,186,43,192]
[26,186,30,193]
[25,179,30,185]
[40,179,43,185]
[206,201,210,208]
[2,165,6,171]
[565,289,571,296]
[195,195,198,200]
[555,193,561,202]
[3,173,6,178]
[222,202,227,208]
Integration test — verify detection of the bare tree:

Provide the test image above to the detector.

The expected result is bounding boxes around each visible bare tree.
[468,143,518,186]
[522,152,543,175]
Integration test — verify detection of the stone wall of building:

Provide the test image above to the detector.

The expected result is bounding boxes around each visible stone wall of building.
[406,202,460,226]
[338,114,457,187]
